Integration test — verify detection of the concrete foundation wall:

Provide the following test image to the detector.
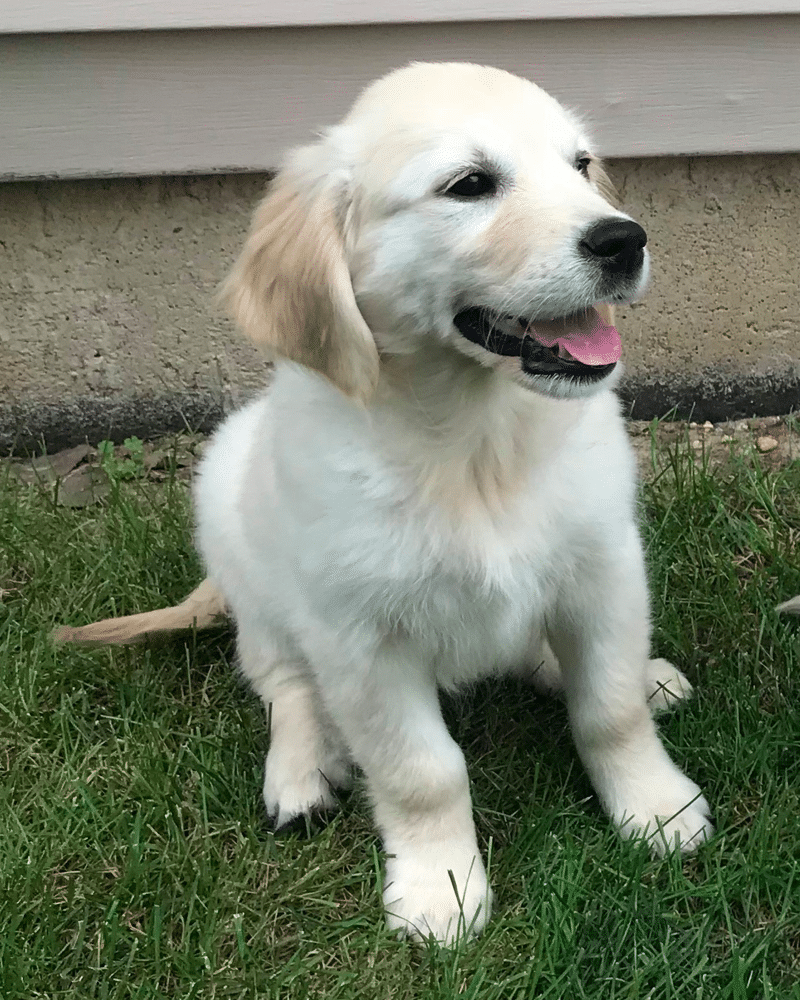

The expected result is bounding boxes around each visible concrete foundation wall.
[1,153,798,452]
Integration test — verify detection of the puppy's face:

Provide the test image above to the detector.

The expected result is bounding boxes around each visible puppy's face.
[221,63,649,405]
[343,63,649,400]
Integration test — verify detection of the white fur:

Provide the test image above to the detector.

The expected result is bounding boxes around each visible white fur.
[195,63,711,944]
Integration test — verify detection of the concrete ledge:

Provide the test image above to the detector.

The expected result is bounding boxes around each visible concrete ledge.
[621,369,800,423]
[0,391,226,455]
[3,372,798,455]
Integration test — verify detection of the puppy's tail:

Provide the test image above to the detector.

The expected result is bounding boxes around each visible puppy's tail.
[54,577,228,646]
[777,594,800,615]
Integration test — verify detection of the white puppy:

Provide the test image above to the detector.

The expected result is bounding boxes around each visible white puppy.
[62,63,713,944]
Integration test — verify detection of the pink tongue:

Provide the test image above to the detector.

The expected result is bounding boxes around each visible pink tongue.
[529,309,622,366]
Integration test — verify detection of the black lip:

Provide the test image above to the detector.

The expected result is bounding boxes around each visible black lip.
[453,307,616,382]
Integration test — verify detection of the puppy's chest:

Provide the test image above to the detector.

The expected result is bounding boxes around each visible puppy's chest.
[399,559,546,684]
[370,491,564,679]
[290,414,628,674]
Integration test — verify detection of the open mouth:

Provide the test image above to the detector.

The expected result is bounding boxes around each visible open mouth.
[453,307,620,382]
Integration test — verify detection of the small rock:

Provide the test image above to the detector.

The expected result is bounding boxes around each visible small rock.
[756,435,778,453]
[56,464,110,507]
[763,415,781,427]
[691,439,703,450]
[703,421,714,430]
[8,443,92,485]
[689,422,698,429]
[721,434,734,443]
[735,420,749,432]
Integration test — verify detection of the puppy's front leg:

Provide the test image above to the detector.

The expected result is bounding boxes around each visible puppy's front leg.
[309,635,491,944]
[549,525,713,855]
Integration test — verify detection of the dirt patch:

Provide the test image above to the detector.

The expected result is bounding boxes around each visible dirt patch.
[628,414,799,480]
[5,416,798,507]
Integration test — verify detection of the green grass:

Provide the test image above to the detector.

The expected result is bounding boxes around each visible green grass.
[1,432,799,999]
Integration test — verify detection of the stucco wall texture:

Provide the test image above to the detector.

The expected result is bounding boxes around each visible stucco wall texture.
[0,153,797,452]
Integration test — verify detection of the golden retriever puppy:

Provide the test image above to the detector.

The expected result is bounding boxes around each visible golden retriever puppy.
[59,63,712,944]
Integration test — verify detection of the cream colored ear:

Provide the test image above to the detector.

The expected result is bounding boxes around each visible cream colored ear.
[219,151,379,405]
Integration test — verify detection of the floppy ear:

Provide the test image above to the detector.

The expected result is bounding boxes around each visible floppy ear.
[219,147,379,405]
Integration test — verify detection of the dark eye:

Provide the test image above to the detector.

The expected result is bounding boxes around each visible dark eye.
[575,155,592,178]
[445,171,497,198]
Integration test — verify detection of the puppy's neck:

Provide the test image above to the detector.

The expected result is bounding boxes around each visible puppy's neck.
[374,343,582,520]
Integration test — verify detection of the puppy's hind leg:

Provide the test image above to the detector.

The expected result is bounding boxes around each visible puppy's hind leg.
[237,626,353,830]
[522,632,564,697]
[524,635,695,717]
[645,658,694,715]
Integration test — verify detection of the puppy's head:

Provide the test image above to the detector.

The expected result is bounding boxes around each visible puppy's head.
[221,62,649,403]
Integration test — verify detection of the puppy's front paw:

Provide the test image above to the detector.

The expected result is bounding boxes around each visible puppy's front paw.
[383,844,492,945]
[646,658,694,714]
[613,766,713,856]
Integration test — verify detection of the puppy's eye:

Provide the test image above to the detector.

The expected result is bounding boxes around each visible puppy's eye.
[575,155,592,178]
[445,171,497,198]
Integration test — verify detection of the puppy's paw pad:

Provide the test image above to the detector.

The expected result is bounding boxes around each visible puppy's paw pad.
[646,658,694,714]
[383,851,492,945]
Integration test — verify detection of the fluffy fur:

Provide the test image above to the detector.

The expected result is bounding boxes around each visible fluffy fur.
[59,63,712,944]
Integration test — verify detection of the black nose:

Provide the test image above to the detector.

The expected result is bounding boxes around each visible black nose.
[580,219,647,276]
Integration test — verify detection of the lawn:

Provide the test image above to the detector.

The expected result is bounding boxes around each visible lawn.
[1,423,799,999]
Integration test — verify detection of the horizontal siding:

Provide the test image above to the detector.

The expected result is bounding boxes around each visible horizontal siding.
[3,0,800,33]
[2,15,800,179]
